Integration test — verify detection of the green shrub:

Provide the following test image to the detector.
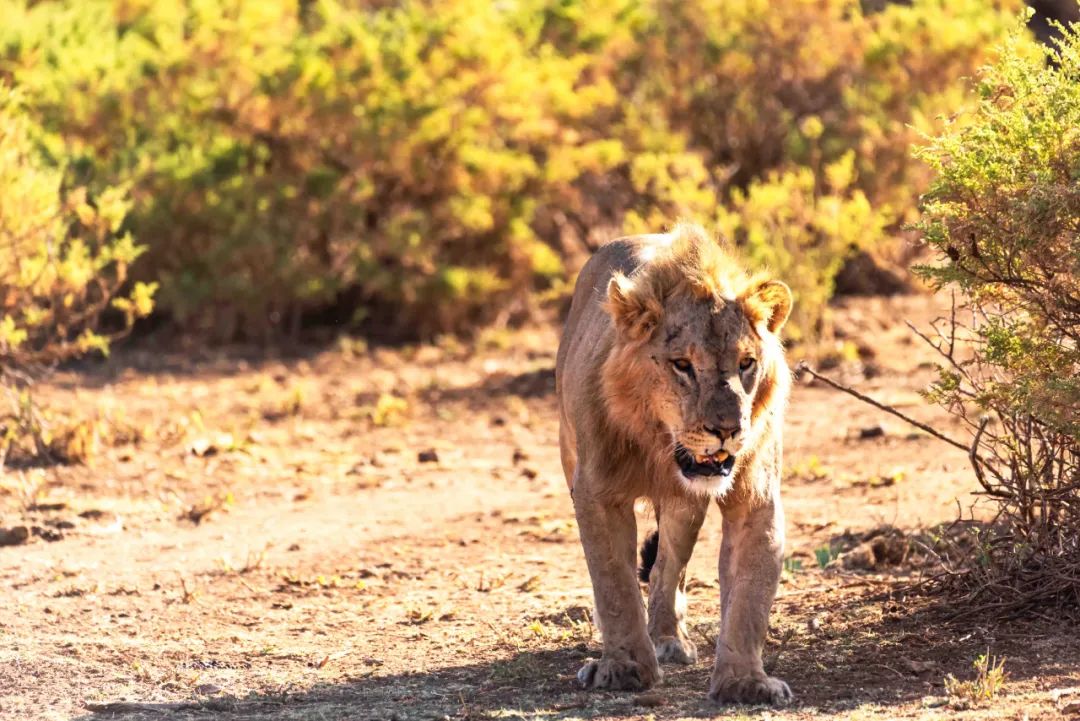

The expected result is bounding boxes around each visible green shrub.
[0,84,154,466]
[2,0,625,337]
[618,0,1021,336]
[0,0,1025,340]
[630,0,1018,205]
[915,17,1079,616]
[0,84,154,372]
[718,155,890,340]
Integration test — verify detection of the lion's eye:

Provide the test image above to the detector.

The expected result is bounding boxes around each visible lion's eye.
[739,357,756,372]
[671,358,694,375]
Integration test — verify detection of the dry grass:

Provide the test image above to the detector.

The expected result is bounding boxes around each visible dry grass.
[944,652,1008,708]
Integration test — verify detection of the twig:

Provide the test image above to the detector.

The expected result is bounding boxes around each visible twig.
[970,417,991,495]
[87,702,196,713]
[178,573,198,604]
[795,362,971,454]
[237,577,265,596]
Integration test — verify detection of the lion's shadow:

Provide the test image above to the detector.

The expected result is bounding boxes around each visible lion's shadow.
[68,596,1076,721]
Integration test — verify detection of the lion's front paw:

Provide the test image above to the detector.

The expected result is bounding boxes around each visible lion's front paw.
[653,636,698,665]
[708,672,792,706]
[577,656,661,691]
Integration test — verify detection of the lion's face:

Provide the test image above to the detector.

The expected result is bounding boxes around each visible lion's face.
[647,296,763,482]
[604,263,791,494]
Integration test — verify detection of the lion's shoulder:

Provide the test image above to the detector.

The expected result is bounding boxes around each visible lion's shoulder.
[556,234,664,380]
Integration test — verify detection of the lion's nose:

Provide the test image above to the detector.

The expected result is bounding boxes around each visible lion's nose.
[705,422,740,440]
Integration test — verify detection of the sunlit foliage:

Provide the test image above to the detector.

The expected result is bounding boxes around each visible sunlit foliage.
[0,85,154,373]
[0,0,1025,339]
[916,17,1079,615]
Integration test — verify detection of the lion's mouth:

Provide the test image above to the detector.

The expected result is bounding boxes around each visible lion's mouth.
[674,444,736,478]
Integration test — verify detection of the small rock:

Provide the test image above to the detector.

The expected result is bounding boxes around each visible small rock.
[190,433,235,457]
[189,437,216,457]
[0,526,30,547]
[634,692,666,707]
[28,502,67,512]
[858,424,885,439]
[32,526,64,543]
[520,467,538,480]
[195,683,223,695]
[1053,688,1080,715]
[817,355,842,371]
[905,658,937,674]
[512,448,529,465]
[840,542,877,570]
[869,534,908,566]
[418,449,439,463]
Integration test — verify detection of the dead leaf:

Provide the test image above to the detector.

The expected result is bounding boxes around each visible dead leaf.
[517,575,541,592]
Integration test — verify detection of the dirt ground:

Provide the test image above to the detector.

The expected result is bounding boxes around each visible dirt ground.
[1,295,1078,721]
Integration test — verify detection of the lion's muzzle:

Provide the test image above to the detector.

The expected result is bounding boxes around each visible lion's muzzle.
[674,444,736,479]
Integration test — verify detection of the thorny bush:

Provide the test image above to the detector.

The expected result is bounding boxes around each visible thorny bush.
[915,17,1080,618]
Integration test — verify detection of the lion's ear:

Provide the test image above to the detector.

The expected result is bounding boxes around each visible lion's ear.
[606,273,660,341]
[744,280,793,334]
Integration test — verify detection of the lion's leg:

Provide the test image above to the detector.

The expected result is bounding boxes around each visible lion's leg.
[573,478,660,691]
[647,496,708,665]
[708,498,792,706]
[559,414,577,491]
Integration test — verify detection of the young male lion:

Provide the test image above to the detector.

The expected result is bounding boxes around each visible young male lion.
[555,223,793,705]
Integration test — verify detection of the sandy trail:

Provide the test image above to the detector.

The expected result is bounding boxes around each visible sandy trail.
[1,297,1076,721]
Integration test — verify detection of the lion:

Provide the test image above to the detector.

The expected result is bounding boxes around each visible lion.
[555,223,793,705]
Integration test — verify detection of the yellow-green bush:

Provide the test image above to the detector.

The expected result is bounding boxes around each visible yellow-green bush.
[915,18,1079,616]
[0,85,154,372]
[717,154,890,340]
[0,0,1026,340]
[618,0,1021,334]
[2,0,619,336]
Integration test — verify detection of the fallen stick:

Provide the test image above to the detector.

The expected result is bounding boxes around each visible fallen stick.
[86,701,197,714]
[795,361,971,454]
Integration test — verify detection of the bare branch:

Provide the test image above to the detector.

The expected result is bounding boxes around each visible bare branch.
[795,362,972,454]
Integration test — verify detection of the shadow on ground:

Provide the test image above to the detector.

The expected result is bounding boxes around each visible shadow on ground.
[70,595,1078,721]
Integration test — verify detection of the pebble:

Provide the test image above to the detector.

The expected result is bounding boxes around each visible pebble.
[0,526,29,547]
[858,424,885,439]
[634,692,666,707]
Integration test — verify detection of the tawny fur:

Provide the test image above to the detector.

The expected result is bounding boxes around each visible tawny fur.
[556,223,795,704]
